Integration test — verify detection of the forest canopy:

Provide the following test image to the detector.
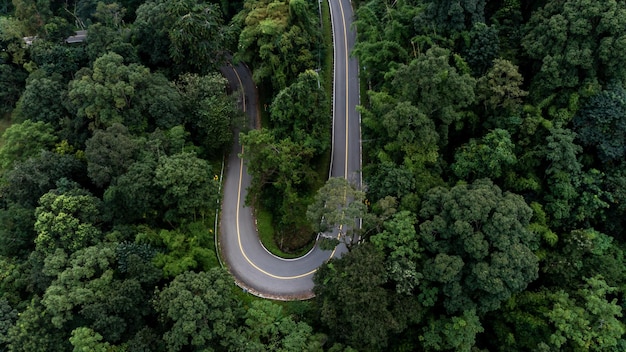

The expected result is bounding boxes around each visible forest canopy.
[2,0,626,351]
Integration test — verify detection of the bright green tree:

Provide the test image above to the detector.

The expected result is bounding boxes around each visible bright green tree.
[34,188,103,255]
[452,128,517,181]
[370,210,422,294]
[270,70,330,155]
[154,152,219,223]
[233,300,324,352]
[236,0,319,90]
[0,120,57,171]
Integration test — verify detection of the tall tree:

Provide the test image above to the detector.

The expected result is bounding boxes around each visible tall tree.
[84,123,140,188]
[236,0,319,90]
[5,297,70,352]
[417,179,539,314]
[306,177,367,250]
[476,58,528,122]
[418,0,486,33]
[370,210,422,295]
[34,187,103,255]
[240,129,316,208]
[41,243,156,343]
[0,120,57,172]
[523,0,626,97]
[154,269,242,351]
[176,73,237,158]
[0,151,86,208]
[234,300,324,351]
[133,0,229,74]
[154,152,219,223]
[0,64,27,114]
[13,72,68,126]
[67,52,183,132]
[452,128,517,181]
[270,70,330,155]
[313,244,401,350]
[573,83,626,163]
[391,46,476,145]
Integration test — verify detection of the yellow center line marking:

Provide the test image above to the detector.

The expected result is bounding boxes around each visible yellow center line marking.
[231,61,338,280]
[236,149,317,279]
[339,0,349,180]
[231,65,246,112]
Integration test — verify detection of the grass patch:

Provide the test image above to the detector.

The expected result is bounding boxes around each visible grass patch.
[315,0,334,187]
[321,0,333,99]
[257,208,315,259]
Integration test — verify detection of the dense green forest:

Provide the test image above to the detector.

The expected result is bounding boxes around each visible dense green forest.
[1,0,626,351]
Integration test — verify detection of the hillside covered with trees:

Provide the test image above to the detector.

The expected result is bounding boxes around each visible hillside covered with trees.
[1,0,626,351]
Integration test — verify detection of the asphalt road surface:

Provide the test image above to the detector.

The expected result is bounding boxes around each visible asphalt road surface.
[219,0,360,300]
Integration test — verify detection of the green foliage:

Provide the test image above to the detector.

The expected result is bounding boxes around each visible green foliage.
[465,23,499,76]
[176,73,237,158]
[573,83,626,163]
[5,297,70,352]
[154,152,219,223]
[137,222,217,278]
[27,41,88,79]
[0,202,37,257]
[307,177,366,249]
[547,276,624,351]
[452,129,517,181]
[522,0,626,97]
[0,16,28,64]
[0,119,57,171]
[391,46,476,144]
[236,0,319,90]
[240,129,318,249]
[154,269,242,351]
[352,0,419,86]
[314,244,403,350]
[417,179,539,314]
[418,0,485,34]
[476,58,528,120]
[67,52,183,132]
[270,70,330,155]
[13,72,68,125]
[103,154,160,224]
[0,298,17,347]
[34,188,103,255]
[69,327,111,352]
[0,64,28,114]
[371,210,422,294]
[0,150,86,207]
[11,0,52,35]
[133,0,229,74]
[85,123,140,188]
[234,300,324,351]
[85,22,138,64]
[420,309,484,352]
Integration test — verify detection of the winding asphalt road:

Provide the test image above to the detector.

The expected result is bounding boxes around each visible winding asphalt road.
[219,0,360,300]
